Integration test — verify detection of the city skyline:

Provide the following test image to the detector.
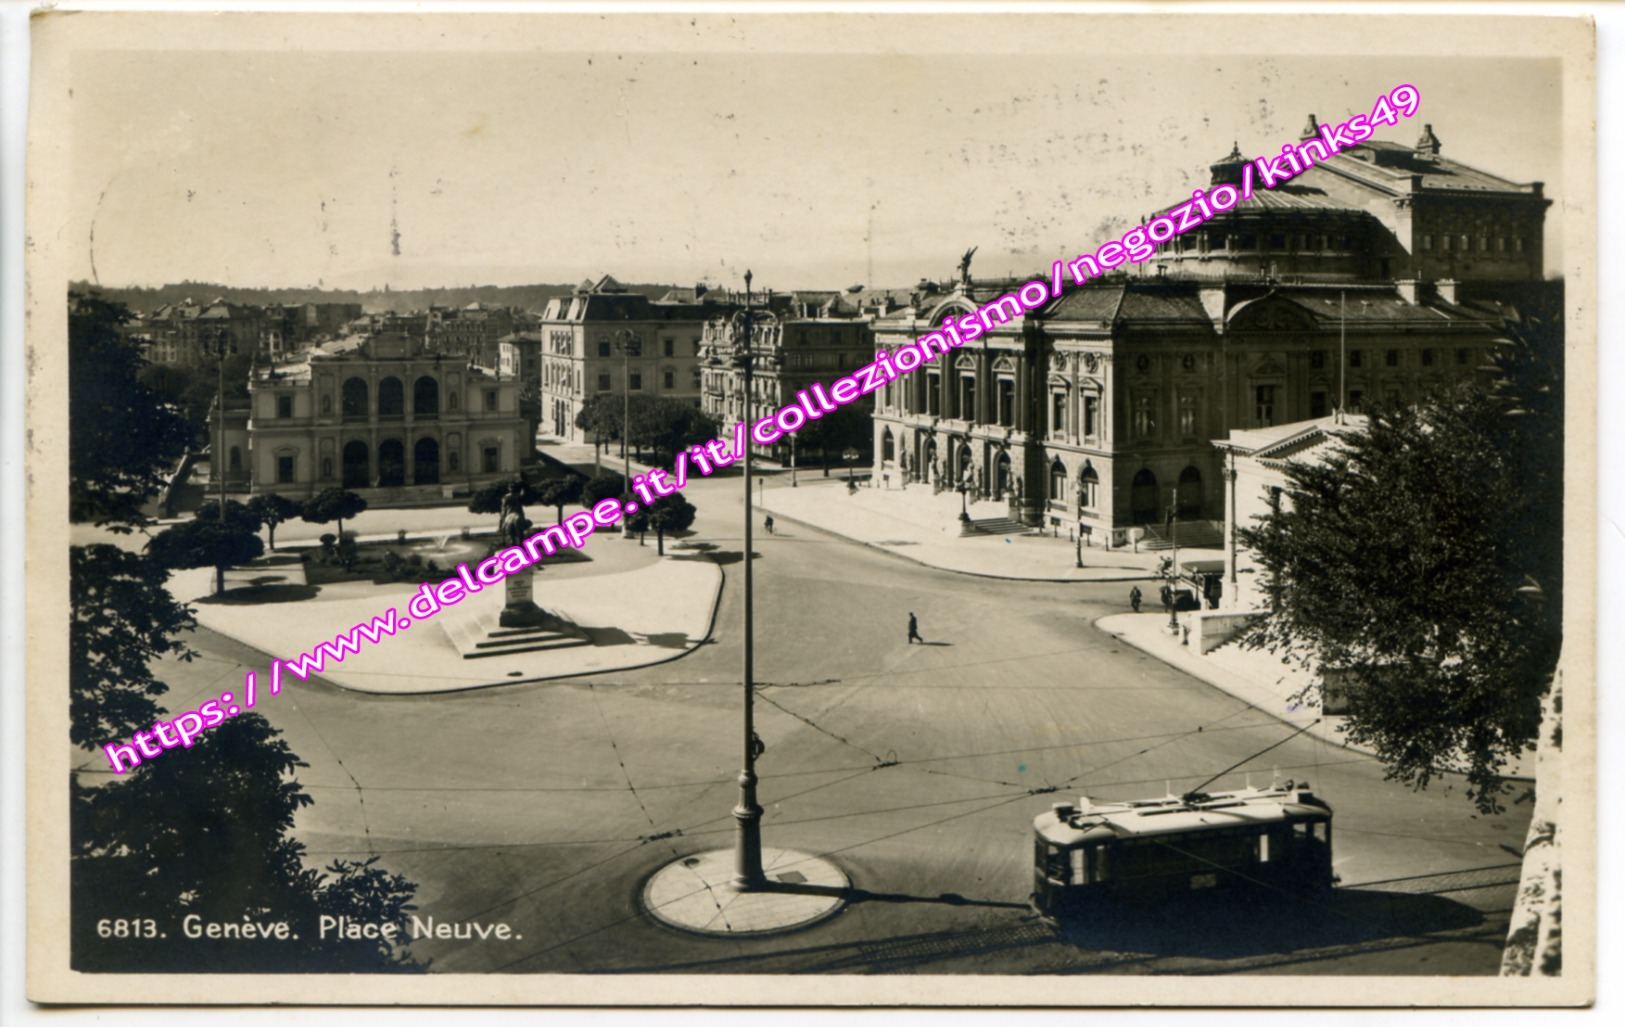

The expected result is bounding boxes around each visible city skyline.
[66,20,1564,293]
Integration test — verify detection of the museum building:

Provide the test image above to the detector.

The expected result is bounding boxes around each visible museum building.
[214,323,533,504]
[868,118,1554,545]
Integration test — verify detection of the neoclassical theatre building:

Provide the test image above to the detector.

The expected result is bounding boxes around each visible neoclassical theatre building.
[869,119,1554,546]
[218,324,533,504]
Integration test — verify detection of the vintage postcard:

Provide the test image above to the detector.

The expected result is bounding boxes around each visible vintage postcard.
[24,7,1596,1007]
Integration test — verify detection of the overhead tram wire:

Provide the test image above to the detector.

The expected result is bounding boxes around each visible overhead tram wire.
[1180,718,1324,800]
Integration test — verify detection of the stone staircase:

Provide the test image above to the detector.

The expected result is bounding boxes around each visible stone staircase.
[440,610,591,660]
[1139,519,1224,550]
[968,514,1031,535]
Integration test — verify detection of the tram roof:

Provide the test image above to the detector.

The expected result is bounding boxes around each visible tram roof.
[1035,786,1329,844]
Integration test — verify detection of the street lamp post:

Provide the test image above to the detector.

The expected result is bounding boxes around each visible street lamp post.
[1167,486,1181,631]
[614,328,639,537]
[733,269,765,889]
[204,325,237,519]
[790,432,797,487]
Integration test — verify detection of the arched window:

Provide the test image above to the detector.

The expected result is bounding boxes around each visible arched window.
[378,377,405,419]
[342,377,368,420]
[1080,463,1100,510]
[1177,466,1203,520]
[881,428,895,463]
[1049,459,1066,503]
[378,439,406,486]
[342,440,369,488]
[1131,468,1159,525]
[414,437,440,485]
[414,376,440,419]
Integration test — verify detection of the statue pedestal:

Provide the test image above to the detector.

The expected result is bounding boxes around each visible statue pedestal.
[499,567,550,628]
[442,565,589,660]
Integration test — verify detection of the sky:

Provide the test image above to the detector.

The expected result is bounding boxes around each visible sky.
[66,22,1565,293]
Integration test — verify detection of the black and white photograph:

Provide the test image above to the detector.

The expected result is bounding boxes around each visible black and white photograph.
[18,6,1597,1007]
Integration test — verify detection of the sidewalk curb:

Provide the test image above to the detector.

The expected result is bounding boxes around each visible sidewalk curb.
[761,507,1158,584]
[1093,614,1536,785]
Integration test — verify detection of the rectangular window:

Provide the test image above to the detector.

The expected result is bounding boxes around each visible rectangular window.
[1349,349,1363,369]
[277,395,293,419]
[1255,385,1276,427]
[598,340,611,357]
[1310,390,1328,418]
[597,373,611,392]
[663,370,675,389]
[1310,350,1326,370]
[663,339,674,357]
[1456,348,1470,365]
[1441,235,1452,252]
[1514,237,1525,253]
[1236,233,1257,251]
[1386,349,1400,368]
[1349,389,1364,413]
[1134,396,1154,437]
[1478,236,1489,252]
[1459,234,1470,251]
[1421,234,1433,251]
[1268,233,1286,250]
[1051,392,1066,435]
[997,378,1015,427]
[1496,237,1507,252]
[482,446,500,473]
[277,455,295,484]
[1083,395,1099,438]
[1179,395,1197,437]
[630,372,643,391]
[484,390,497,412]
[1208,231,1227,251]
[1422,348,1435,367]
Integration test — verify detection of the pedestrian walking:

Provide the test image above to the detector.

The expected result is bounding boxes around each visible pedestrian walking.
[907,612,924,645]
[1130,585,1142,613]
[764,514,775,535]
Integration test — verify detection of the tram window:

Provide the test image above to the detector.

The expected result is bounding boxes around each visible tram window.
[1313,823,1328,843]
[1043,843,1068,881]
[1072,848,1087,883]
[1093,846,1109,882]
[1259,833,1271,863]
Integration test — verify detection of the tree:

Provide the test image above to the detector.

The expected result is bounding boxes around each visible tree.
[536,474,585,525]
[69,545,196,748]
[71,713,422,972]
[148,503,266,596]
[247,493,304,551]
[302,487,369,538]
[635,397,719,468]
[69,291,194,530]
[1237,319,1561,812]
[797,402,871,474]
[574,393,624,471]
[644,490,697,556]
[580,471,627,508]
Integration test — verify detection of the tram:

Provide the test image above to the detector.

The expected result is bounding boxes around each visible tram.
[1030,782,1334,922]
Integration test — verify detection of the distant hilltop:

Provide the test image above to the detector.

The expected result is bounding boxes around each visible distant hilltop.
[69,280,680,315]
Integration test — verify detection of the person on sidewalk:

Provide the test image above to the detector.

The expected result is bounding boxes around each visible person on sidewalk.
[907,612,924,645]
[1130,586,1142,613]
[764,514,775,535]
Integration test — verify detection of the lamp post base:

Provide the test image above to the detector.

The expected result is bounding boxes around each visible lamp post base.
[643,848,848,937]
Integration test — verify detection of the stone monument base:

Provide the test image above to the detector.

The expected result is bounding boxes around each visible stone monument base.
[441,565,589,660]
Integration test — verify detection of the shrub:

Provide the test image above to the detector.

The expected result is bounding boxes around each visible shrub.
[425,559,440,574]
[396,529,408,544]
[460,526,472,541]
[319,533,337,557]
[406,553,424,569]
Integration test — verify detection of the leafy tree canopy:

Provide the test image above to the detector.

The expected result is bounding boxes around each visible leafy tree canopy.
[72,714,422,972]
[467,477,542,517]
[69,291,194,530]
[301,487,368,535]
[148,507,267,595]
[246,493,305,549]
[536,474,585,524]
[580,471,628,508]
[69,544,196,747]
[1238,317,1562,812]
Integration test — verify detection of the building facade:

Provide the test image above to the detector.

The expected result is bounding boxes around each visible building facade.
[216,324,533,505]
[537,275,736,441]
[698,293,877,459]
[869,117,1553,545]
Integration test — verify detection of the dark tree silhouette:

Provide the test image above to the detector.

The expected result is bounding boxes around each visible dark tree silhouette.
[536,474,585,525]
[1238,315,1562,813]
[643,490,698,555]
[69,545,195,748]
[71,714,422,972]
[580,471,628,508]
[148,503,266,596]
[301,487,369,538]
[69,291,193,530]
[247,493,304,551]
